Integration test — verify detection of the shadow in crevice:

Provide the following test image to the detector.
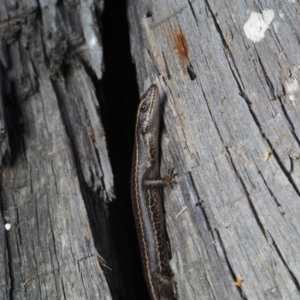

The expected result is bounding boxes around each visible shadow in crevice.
[100,0,150,299]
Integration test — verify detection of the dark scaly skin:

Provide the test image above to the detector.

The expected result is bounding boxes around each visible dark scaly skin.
[131,84,178,300]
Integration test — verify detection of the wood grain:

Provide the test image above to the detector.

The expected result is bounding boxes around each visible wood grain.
[127,1,300,299]
[0,1,120,299]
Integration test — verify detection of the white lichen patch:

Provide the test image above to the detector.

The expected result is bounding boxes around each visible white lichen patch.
[89,36,97,47]
[286,78,299,93]
[285,77,300,104]
[5,223,11,230]
[244,10,275,42]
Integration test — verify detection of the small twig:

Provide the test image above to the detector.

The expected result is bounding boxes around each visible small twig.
[23,278,31,287]
[97,254,112,271]
[175,206,187,218]
[263,141,276,162]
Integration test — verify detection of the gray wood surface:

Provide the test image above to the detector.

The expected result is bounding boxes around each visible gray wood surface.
[0,1,120,299]
[127,1,300,299]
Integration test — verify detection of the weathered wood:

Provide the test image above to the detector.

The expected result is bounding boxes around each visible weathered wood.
[127,1,300,299]
[0,70,10,165]
[0,1,124,299]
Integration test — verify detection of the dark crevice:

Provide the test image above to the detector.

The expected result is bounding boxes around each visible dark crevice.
[187,64,197,80]
[188,0,198,24]
[2,89,26,166]
[204,0,253,96]
[146,10,153,18]
[187,172,213,233]
[269,233,300,290]
[257,169,281,207]
[146,48,161,77]
[101,1,150,300]
[239,92,300,199]
[224,146,268,241]
[258,169,281,207]
[78,263,89,300]
[222,47,245,91]
[278,96,300,147]
[289,155,294,174]
[162,51,171,80]
[61,280,67,300]
[214,229,247,300]
[255,164,287,216]
[253,48,276,99]
[204,0,228,49]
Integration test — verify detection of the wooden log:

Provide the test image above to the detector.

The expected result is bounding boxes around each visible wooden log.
[127,1,300,299]
[0,1,124,299]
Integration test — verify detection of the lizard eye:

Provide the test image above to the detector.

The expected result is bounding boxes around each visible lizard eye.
[141,104,148,112]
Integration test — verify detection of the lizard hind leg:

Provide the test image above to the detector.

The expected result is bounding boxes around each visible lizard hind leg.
[153,272,178,300]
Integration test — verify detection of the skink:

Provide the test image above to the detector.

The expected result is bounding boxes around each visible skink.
[131,84,178,300]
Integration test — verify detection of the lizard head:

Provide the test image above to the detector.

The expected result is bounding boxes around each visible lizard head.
[137,84,160,135]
